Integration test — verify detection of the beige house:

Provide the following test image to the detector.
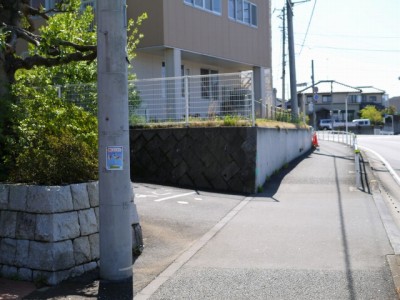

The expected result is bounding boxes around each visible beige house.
[28,0,273,117]
[128,0,273,117]
[299,80,387,126]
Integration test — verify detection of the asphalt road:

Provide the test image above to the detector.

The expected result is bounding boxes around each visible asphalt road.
[357,135,400,254]
[357,135,400,179]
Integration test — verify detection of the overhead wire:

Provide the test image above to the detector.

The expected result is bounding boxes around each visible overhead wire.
[296,44,400,52]
[298,0,317,55]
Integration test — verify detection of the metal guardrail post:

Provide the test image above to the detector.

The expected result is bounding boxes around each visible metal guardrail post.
[354,137,361,188]
[184,76,189,126]
[250,72,255,126]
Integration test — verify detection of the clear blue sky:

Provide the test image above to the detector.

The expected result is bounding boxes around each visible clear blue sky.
[271,0,400,99]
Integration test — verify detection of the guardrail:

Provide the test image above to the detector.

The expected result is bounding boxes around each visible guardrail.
[316,130,368,191]
[316,130,356,147]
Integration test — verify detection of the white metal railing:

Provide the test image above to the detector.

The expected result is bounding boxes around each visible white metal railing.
[132,72,254,125]
[56,72,257,126]
[317,130,363,188]
[39,71,294,127]
[316,130,357,148]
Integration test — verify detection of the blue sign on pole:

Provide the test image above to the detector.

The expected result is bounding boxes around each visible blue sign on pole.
[313,93,319,102]
[106,146,123,170]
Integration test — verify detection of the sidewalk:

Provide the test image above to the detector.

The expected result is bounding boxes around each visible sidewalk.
[1,140,399,299]
[136,141,398,299]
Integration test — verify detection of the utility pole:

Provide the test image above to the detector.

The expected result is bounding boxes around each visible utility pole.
[97,0,133,281]
[311,60,316,129]
[281,6,286,108]
[286,0,299,121]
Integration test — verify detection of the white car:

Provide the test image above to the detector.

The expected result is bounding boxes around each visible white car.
[352,119,371,126]
[319,119,333,130]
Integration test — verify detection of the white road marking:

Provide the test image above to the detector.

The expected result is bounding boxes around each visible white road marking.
[360,146,400,187]
[177,201,189,204]
[136,194,158,198]
[152,191,172,196]
[154,191,196,202]
[194,197,203,201]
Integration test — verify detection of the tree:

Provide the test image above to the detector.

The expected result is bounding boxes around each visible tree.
[0,0,96,91]
[359,105,383,125]
[382,105,397,116]
[0,0,146,182]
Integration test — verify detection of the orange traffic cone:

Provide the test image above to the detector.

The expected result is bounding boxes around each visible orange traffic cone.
[312,132,319,148]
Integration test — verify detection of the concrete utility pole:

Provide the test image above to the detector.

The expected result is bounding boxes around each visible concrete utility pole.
[311,60,316,129]
[281,6,286,107]
[286,0,299,121]
[97,0,133,281]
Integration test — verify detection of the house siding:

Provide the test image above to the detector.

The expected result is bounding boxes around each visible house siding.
[129,0,271,68]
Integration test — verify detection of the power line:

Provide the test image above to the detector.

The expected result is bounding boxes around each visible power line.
[299,0,317,55]
[297,44,400,52]
[295,32,400,39]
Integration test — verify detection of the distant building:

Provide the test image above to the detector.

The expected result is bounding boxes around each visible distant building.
[298,80,386,126]
[387,96,400,113]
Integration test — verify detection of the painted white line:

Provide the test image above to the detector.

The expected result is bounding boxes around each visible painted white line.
[177,201,189,205]
[360,146,400,187]
[135,196,253,299]
[136,194,158,198]
[154,191,196,202]
[194,197,202,201]
[152,191,172,196]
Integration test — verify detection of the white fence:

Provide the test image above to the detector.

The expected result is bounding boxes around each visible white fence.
[59,71,256,126]
[316,130,357,148]
[131,72,254,125]
[53,71,294,126]
[316,130,364,188]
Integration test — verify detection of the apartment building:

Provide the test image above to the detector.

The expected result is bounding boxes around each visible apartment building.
[128,0,273,117]
[27,0,273,118]
[299,80,387,125]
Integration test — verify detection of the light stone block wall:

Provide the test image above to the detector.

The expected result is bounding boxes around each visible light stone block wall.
[255,128,313,189]
[0,182,103,285]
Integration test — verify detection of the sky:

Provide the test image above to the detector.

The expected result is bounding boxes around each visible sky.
[270,0,400,100]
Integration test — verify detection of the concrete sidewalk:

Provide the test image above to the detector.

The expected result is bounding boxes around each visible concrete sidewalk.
[2,140,399,299]
[136,141,398,299]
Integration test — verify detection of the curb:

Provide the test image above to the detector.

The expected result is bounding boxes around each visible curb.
[361,149,400,299]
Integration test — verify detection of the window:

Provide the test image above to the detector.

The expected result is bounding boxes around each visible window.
[369,96,377,102]
[30,0,60,10]
[243,1,250,24]
[81,0,95,11]
[348,95,357,103]
[184,0,221,14]
[201,69,219,99]
[322,95,332,103]
[228,0,235,18]
[236,0,243,21]
[229,0,257,27]
[250,4,257,26]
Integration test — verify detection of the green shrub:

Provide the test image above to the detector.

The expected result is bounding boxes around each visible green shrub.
[9,131,98,185]
[223,115,241,126]
[6,92,98,185]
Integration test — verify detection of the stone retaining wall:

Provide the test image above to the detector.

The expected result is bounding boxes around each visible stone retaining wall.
[0,182,100,285]
[130,127,312,193]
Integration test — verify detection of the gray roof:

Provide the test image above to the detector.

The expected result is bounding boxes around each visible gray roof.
[299,80,362,94]
[356,86,386,94]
